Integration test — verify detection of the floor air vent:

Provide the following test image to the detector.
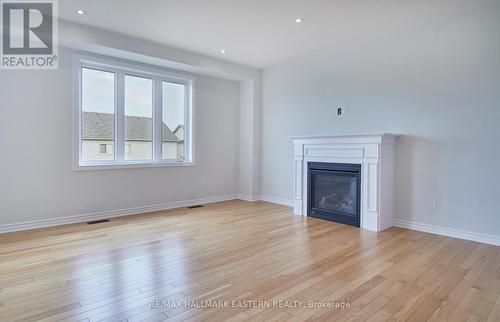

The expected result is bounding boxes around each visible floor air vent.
[87,219,110,225]
[187,205,203,209]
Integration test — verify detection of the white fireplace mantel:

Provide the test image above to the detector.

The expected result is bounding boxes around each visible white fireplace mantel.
[291,133,398,232]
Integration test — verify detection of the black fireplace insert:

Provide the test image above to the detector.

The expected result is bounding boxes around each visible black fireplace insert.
[307,162,361,227]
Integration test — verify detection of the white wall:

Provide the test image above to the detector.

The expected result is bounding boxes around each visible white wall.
[58,20,261,204]
[261,0,500,236]
[238,79,260,198]
[0,47,240,225]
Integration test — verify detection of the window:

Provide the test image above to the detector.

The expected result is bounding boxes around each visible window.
[124,75,153,161]
[81,68,115,161]
[162,81,186,161]
[75,56,194,169]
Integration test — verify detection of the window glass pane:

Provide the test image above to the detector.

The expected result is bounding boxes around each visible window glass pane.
[81,68,115,161]
[124,75,153,160]
[162,82,185,160]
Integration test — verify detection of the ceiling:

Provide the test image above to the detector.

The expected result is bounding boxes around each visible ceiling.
[59,0,481,69]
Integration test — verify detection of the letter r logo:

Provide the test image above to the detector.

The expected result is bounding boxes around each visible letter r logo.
[2,2,53,55]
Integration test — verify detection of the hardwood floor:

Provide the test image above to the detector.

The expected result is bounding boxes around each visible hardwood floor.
[0,200,499,322]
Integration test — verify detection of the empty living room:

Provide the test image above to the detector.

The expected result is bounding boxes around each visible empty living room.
[1,0,500,321]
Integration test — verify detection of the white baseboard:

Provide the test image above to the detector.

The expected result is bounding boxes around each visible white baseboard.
[393,219,500,246]
[236,194,294,207]
[6,195,496,247]
[237,194,260,202]
[0,194,294,234]
[0,194,238,234]
[245,196,500,246]
[257,195,295,207]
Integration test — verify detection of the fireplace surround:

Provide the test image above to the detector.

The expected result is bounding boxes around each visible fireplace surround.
[292,134,398,232]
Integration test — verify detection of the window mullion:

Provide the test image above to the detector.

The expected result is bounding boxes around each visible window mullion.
[116,71,125,161]
[77,65,83,165]
[154,78,162,161]
[185,81,191,162]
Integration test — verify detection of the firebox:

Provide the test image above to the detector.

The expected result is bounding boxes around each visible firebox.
[307,162,361,227]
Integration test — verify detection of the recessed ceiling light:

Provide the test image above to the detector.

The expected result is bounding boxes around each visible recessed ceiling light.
[220,49,226,54]
[295,17,303,23]
[76,9,85,15]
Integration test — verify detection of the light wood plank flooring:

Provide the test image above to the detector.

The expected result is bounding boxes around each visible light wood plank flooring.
[1,200,499,322]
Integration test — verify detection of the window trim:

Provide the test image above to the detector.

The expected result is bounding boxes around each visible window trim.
[73,54,195,171]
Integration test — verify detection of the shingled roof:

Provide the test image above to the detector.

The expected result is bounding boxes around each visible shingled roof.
[82,112,181,142]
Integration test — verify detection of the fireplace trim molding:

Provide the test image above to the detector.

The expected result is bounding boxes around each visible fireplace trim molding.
[291,133,398,232]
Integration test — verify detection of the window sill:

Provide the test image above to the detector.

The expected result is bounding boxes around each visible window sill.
[73,161,195,171]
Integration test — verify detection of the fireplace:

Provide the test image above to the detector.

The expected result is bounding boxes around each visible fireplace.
[292,134,397,231]
[307,162,361,227]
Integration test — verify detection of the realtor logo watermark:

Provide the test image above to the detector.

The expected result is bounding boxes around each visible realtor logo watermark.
[1,0,58,69]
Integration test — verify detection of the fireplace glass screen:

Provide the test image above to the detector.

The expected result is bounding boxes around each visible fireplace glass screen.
[307,162,361,227]
[311,172,358,215]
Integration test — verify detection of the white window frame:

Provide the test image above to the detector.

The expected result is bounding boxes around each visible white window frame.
[73,54,195,170]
